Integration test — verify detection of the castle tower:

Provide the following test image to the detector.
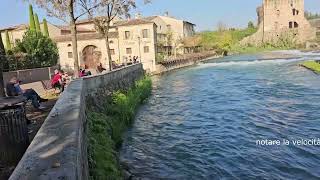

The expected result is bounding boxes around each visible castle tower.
[241,0,316,45]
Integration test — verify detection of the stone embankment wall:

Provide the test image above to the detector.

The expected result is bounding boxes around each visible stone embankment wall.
[9,64,144,180]
[154,52,220,75]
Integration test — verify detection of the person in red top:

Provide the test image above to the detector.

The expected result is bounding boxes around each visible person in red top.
[51,69,64,92]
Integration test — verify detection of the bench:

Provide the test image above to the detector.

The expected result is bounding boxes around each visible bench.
[40,80,54,96]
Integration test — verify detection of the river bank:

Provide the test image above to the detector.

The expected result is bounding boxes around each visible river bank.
[300,61,320,74]
[87,77,152,179]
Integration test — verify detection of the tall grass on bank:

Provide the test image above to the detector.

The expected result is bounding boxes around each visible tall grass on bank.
[87,77,152,179]
[300,61,320,73]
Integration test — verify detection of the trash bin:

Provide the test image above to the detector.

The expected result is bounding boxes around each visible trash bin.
[0,105,29,168]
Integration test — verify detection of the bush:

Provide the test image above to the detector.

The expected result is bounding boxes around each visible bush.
[10,30,58,70]
[87,77,152,179]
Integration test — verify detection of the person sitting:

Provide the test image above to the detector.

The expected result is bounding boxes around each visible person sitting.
[51,69,65,93]
[6,77,47,110]
[97,63,106,73]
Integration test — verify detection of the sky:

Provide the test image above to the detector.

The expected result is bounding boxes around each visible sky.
[1,0,319,31]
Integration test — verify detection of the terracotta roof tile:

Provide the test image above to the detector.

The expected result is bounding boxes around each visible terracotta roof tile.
[114,19,154,27]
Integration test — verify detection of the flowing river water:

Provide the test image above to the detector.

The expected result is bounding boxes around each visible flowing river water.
[120,51,320,179]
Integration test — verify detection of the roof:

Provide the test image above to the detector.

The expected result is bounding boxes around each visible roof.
[53,32,119,42]
[144,15,196,26]
[0,24,28,31]
[114,19,154,27]
[58,25,95,33]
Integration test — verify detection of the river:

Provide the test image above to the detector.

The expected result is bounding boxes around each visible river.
[120,51,320,179]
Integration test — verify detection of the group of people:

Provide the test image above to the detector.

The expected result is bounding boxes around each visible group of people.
[5,58,141,110]
[6,77,48,110]
[5,69,69,110]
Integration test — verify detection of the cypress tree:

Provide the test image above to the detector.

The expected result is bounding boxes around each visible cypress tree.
[34,13,41,32]
[0,33,5,96]
[29,4,36,31]
[5,31,11,51]
[43,18,50,37]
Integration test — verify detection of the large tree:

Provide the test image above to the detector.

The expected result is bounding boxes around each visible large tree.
[29,4,36,31]
[34,13,41,32]
[0,33,5,97]
[27,0,94,77]
[43,18,50,36]
[5,31,12,51]
[81,0,150,71]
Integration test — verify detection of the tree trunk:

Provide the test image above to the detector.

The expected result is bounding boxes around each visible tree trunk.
[104,26,112,71]
[68,1,80,77]
[0,33,5,97]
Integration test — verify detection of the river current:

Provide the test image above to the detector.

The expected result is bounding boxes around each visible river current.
[120,51,320,179]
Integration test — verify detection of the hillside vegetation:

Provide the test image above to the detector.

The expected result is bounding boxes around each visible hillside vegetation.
[197,26,297,54]
[198,27,257,54]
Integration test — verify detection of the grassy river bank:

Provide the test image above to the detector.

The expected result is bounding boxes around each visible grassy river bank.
[87,77,152,179]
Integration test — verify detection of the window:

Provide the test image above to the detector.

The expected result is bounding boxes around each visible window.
[289,22,293,28]
[67,44,72,47]
[142,29,149,38]
[275,22,279,30]
[294,22,299,28]
[125,31,130,39]
[68,52,73,58]
[144,46,149,53]
[110,49,115,55]
[167,25,172,30]
[126,48,132,54]
[109,40,114,44]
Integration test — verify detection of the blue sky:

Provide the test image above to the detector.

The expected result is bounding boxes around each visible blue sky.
[1,0,319,31]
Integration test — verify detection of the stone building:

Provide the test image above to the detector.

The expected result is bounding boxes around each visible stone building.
[241,0,316,46]
[309,18,320,38]
[0,15,195,73]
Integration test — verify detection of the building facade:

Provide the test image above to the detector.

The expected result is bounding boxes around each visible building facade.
[0,15,196,73]
[241,0,316,45]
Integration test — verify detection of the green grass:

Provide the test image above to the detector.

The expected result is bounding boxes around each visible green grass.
[199,28,258,53]
[198,27,297,54]
[301,61,320,73]
[87,77,152,180]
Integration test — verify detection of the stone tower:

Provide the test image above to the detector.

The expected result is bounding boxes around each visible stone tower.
[241,0,316,46]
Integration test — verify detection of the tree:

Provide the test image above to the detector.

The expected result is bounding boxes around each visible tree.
[5,30,12,51]
[28,0,92,77]
[80,0,134,71]
[248,21,255,29]
[29,4,36,31]
[34,13,41,32]
[43,18,50,36]
[0,33,5,97]
[217,21,227,32]
[14,30,58,68]
[81,0,150,71]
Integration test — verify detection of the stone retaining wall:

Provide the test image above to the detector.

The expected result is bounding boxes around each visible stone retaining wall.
[154,53,221,75]
[9,64,144,180]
